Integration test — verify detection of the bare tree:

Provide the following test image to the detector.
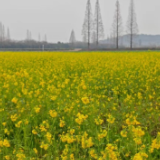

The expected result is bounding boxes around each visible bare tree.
[94,0,104,46]
[111,0,123,49]
[69,30,76,44]
[2,25,5,41]
[82,0,93,49]
[0,22,2,42]
[38,33,41,42]
[110,32,116,47]
[83,32,87,43]
[7,28,10,41]
[126,0,138,49]
[26,30,29,41]
[0,23,10,42]
[44,34,47,42]
[29,31,32,40]
[92,31,96,44]
[26,30,32,41]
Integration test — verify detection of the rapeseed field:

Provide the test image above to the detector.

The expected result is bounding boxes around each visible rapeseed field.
[0,51,160,160]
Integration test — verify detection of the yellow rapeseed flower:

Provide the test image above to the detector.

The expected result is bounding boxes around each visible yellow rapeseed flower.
[2,122,6,126]
[49,110,57,118]
[45,132,52,142]
[89,149,97,159]
[32,129,38,135]
[10,114,18,122]
[107,114,115,124]
[34,107,40,113]
[40,141,49,150]
[15,121,22,128]
[81,97,90,105]
[133,152,148,160]
[75,113,88,125]
[51,96,57,101]
[60,119,65,128]
[0,140,3,147]
[11,97,18,104]
[5,155,10,160]
[120,130,127,138]
[70,154,75,160]
[3,139,10,147]
[16,153,26,160]
[33,148,38,154]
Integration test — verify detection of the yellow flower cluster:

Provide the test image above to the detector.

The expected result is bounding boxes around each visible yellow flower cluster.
[126,115,140,126]
[133,152,148,160]
[0,51,160,159]
[95,117,104,125]
[81,132,94,149]
[49,110,57,118]
[150,132,160,153]
[107,114,115,124]
[11,97,18,104]
[89,149,98,159]
[75,113,88,125]
[60,119,65,128]
[60,134,76,144]
[98,130,107,141]
[10,114,18,122]
[101,144,119,160]
[40,141,49,150]
[16,153,26,160]
[0,139,10,148]
[81,97,90,105]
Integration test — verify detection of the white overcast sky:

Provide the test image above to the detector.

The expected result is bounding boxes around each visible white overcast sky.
[0,0,159,43]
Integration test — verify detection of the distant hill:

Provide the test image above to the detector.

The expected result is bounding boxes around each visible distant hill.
[100,34,160,48]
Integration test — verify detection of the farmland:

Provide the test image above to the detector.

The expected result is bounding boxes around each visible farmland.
[0,51,160,160]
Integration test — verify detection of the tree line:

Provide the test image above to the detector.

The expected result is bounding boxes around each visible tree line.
[0,22,11,42]
[81,0,138,49]
[1,0,139,50]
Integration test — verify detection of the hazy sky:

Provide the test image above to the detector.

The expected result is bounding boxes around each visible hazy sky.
[0,0,159,43]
